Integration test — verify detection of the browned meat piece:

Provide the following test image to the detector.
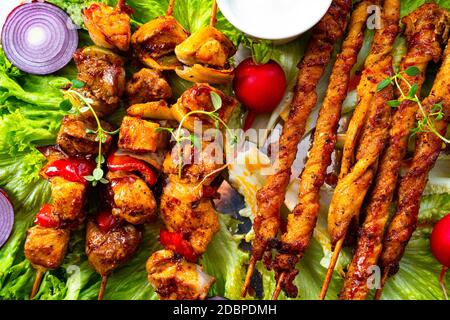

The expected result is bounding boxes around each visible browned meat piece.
[160,180,220,255]
[82,0,132,52]
[131,15,189,70]
[378,42,450,284]
[244,0,352,295]
[271,0,372,298]
[175,26,236,68]
[73,46,126,111]
[57,115,113,156]
[163,139,224,186]
[86,219,142,276]
[126,68,172,105]
[126,100,175,120]
[171,83,237,131]
[341,4,449,300]
[50,176,86,227]
[118,116,168,153]
[146,249,215,300]
[24,225,70,270]
[107,170,157,224]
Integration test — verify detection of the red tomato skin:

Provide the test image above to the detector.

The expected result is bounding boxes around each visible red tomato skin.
[97,210,116,232]
[430,214,450,268]
[233,58,286,113]
[35,204,59,228]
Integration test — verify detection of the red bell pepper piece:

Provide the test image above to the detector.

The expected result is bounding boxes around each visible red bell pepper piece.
[96,210,116,232]
[35,204,59,228]
[159,230,198,262]
[44,158,95,184]
[107,152,157,186]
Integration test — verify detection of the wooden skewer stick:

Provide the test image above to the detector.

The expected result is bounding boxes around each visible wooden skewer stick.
[30,270,44,299]
[210,0,218,27]
[439,266,448,300]
[241,256,256,297]
[98,275,109,300]
[166,0,176,16]
[272,272,286,300]
[374,266,390,300]
[319,237,344,300]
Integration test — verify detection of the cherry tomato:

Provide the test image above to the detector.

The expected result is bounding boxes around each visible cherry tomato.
[44,159,95,184]
[431,214,450,268]
[35,204,59,228]
[233,58,286,114]
[159,230,197,262]
[96,210,116,232]
[107,152,157,186]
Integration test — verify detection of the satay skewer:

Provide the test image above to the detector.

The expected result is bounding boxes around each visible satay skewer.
[241,0,352,297]
[30,270,44,299]
[98,275,109,301]
[271,0,372,300]
[319,0,401,299]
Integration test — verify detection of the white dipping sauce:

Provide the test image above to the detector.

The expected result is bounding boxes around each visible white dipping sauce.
[218,0,332,41]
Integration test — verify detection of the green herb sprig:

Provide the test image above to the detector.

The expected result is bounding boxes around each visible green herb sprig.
[157,91,238,178]
[60,80,120,186]
[377,66,448,143]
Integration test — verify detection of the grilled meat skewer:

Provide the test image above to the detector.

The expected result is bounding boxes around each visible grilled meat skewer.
[375,41,450,299]
[320,0,401,299]
[271,0,373,299]
[146,84,237,300]
[341,4,450,300]
[242,0,352,298]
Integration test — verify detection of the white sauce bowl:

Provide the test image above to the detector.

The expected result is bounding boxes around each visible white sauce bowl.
[217,0,332,42]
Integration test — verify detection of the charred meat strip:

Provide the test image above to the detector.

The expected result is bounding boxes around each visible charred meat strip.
[271,0,373,298]
[245,0,352,293]
[379,42,450,281]
[341,4,449,300]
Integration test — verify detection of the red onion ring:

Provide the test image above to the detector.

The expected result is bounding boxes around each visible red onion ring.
[1,2,78,75]
[0,189,14,248]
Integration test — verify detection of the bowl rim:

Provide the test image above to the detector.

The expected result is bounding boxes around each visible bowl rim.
[217,0,333,40]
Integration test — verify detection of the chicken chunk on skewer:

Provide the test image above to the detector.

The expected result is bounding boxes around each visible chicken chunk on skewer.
[82,0,133,52]
[131,15,189,70]
[126,68,172,105]
[147,249,215,300]
[72,46,126,116]
[57,115,113,156]
[25,226,70,271]
[107,170,157,225]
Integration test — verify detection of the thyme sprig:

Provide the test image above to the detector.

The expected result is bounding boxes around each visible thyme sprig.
[377,66,448,144]
[157,91,238,178]
[60,80,120,186]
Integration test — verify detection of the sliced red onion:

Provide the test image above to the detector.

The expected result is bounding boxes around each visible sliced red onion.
[0,189,14,248]
[1,2,78,75]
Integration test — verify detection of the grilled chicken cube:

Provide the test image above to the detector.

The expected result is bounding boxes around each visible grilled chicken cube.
[146,249,215,300]
[160,184,219,255]
[118,116,167,153]
[50,177,86,226]
[73,46,126,107]
[82,1,132,52]
[126,68,172,105]
[57,115,113,156]
[107,171,157,224]
[175,26,236,68]
[86,219,142,276]
[131,15,189,69]
[171,83,237,131]
[24,226,70,270]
